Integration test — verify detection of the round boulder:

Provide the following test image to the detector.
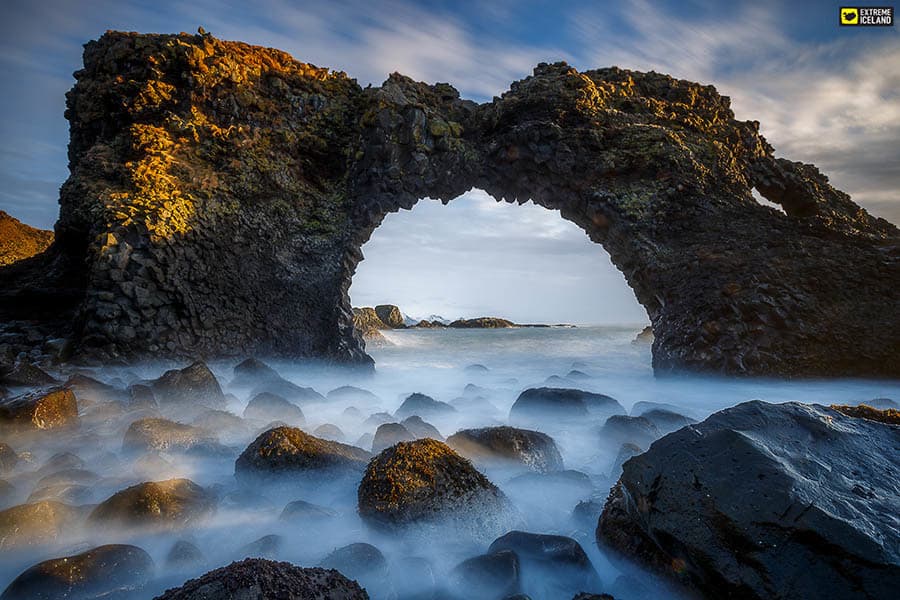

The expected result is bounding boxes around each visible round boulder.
[357,439,518,541]
[150,361,226,409]
[235,426,370,481]
[510,388,624,426]
[394,393,456,420]
[0,500,82,550]
[1,544,153,600]
[371,422,414,453]
[0,387,78,431]
[447,426,563,473]
[89,478,215,530]
[243,392,305,424]
[123,418,221,453]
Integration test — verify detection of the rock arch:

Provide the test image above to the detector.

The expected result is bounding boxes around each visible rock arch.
[0,31,897,377]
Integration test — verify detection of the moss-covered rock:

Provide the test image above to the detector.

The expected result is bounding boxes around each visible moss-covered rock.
[235,426,370,481]
[89,478,215,530]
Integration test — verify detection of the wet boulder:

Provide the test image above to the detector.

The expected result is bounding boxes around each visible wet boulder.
[232,360,325,405]
[279,499,338,522]
[152,558,369,599]
[447,426,564,474]
[27,483,94,505]
[243,392,305,424]
[63,373,126,405]
[191,409,250,442]
[0,387,78,430]
[598,400,900,600]
[357,439,518,541]
[401,415,443,440]
[640,409,696,435]
[36,451,84,475]
[510,388,624,426]
[394,392,457,420]
[166,540,205,570]
[89,478,216,530]
[235,426,370,481]
[1,544,154,600]
[0,479,14,508]
[0,441,18,474]
[122,417,222,454]
[0,500,83,550]
[239,534,283,559]
[319,543,389,597]
[489,531,602,598]
[449,550,521,600]
[230,357,281,388]
[372,422,415,453]
[0,361,58,387]
[313,423,345,442]
[375,304,405,328]
[127,384,158,410]
[327,385,380,403]
[609,442,642,479]
[150,361,226,409]
[598,415,661,450]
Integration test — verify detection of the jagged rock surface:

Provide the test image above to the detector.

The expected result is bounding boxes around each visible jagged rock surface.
[0,211,53,267]
[0,31,896,377]
[597,400,900,599]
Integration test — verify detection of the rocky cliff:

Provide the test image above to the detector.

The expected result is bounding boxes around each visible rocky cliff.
[0,212,53,267]
[0,30,897,377]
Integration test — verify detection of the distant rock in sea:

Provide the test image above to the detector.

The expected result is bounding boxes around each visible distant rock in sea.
[448,317,516,328]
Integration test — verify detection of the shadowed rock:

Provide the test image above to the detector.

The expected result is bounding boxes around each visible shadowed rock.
[89,478,216,530]
[166,540,205,570]
[152,558,369,599]
[1,544,153,600]
[123,417,222,453]
[640,408,696,434]
[375,304,405,328]
[63,373,126,405]
[0,387,78,431]
[150,362,225,409]
[449,550,521,600]
[394,392,457,420]
[243,392,305,424]
[598,414,661,450]
[319,543,389,597]
[0,442,18,474]
[279,499,338,522]
[401,415,443,440]
[314,423,345,442]
[371,422,415,453]
[0,211,53,267]
[357,439,518,541]
[510,388,624,426]
[447,426,564,473]
[235,426,370,481]
[1,361,59,388]
[598,400,900,599]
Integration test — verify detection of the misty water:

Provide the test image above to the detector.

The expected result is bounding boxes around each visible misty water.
[2,325,898,598]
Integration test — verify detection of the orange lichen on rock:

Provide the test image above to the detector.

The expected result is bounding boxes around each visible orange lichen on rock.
[831,404,900,425]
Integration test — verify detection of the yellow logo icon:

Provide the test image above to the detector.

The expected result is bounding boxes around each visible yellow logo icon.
[841,7,859,24]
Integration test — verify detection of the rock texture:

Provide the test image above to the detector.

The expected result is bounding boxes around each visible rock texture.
[1,544,154,600]
[235,426,370,480]
[357,438,517,539]
[447,426,564,473]
[0,387,78,431]
[0,31,897,377]
[153,558,369,600]
[89,478,215,530]
[597,400,900,599]
[0,211,53,267]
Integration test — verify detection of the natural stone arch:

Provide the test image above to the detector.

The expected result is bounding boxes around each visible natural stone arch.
[0,31,897,378]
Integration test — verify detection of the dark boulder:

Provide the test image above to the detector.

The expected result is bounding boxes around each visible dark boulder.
[372,422,414,453]
[861,397,898,410]
[235,426,370,481]
[357,438,518,541]
[394,392,457,420]
[191,409,250,441]
[489,531,601,598]
[401,415,443,440]
[609,442,642,479]
[510,388,624,426]
[27,483,94,504]
[449,550,520,600]
[122,417,221,453]
[0,544,154,600]
[89,478,216,530]
[0,361,58,387]
[238,534,283,559]
[151,361,226,409]
[0,500,82,550]
[152,558,369,600]
[640,409,696,435]
[0,441,18,474]
[127,384,158,410]
[279,499,338,522]
[327,385,381,403]
[598,400,900,600]
[314,423,345,442]
[598,415,661,450]
[0,479,14,507]
[447,426,564,473]
[319,543,389,596]
[230,357,281,388]
[166,540,205,570]
[243,392,305,424]
[449,317,515,328]
[63,373,126,405]
[0,387,78,430]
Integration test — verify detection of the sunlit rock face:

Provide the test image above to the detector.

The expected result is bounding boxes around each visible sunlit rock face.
[0,30,897,377]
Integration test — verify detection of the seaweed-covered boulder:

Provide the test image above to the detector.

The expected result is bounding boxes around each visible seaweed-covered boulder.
[598,401,900,600]
[394,393,456,420]
[510,388,624,426]
[122,418,221,453]
[371,422,415,453]
[150,361,226,409]
[598,415,661,450]
[1,544,154,600]
[153,558,369,599]
[243,392,305,424]
[449,550,521,600]
[0,387,78,430]
[89,478,216,530]
[0,441,18,474]
[235,426,370,481]
[489,531,602,598]
[0,500,82,550]
[446,426,563,473]
[357,439,518,541]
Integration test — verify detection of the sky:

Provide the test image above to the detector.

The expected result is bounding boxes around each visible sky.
[0,1,897,323]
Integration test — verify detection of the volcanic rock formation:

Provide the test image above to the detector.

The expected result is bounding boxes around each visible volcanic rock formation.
[0,211,53,267]
[0,31,897,377]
